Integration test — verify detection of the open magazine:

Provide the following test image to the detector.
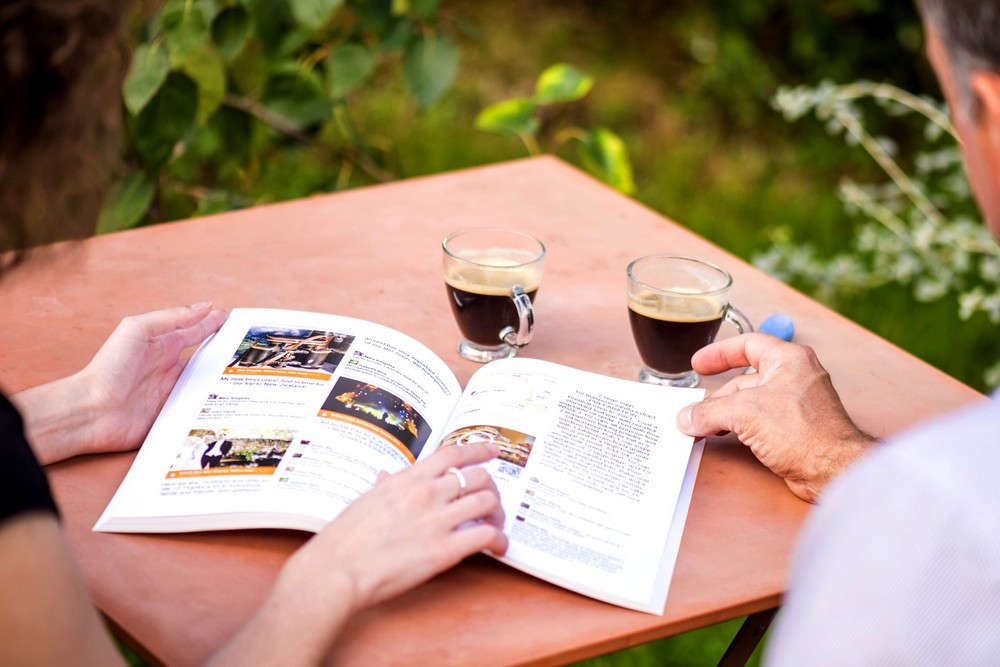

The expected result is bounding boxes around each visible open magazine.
[95,308,705,614]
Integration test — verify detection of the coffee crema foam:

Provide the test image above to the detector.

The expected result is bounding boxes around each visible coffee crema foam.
[627,291,724,322]
[445,250,542,295]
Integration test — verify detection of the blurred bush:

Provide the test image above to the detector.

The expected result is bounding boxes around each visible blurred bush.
[540,0,930,129]
[103,0,463,231]
[105,0,932,231]
[102,1,1000,390]
[104,0,643,231]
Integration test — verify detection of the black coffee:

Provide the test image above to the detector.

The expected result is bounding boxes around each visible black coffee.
[446,283,538,346]
[628,305,722,374]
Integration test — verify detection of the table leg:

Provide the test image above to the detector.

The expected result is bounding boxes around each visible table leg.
[717,607,778,667]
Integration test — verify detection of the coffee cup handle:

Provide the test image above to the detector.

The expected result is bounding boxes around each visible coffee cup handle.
[724,306,754,335]
[500,286,534,348]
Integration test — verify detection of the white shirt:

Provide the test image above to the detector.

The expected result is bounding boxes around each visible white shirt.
[765,394,1000,665]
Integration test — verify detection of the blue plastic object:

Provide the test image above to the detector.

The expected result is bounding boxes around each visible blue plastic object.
[759,313,795,341]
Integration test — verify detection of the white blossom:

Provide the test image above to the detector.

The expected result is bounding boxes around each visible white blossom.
[757,81,1000,383]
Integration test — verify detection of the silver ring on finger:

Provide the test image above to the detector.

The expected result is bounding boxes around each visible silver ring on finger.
[446,466,467,499]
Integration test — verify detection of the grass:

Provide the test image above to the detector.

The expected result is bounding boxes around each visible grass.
[574,617,768,667]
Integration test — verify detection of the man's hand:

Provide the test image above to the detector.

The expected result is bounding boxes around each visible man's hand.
[676,333,877,503]
[14,303,228,464]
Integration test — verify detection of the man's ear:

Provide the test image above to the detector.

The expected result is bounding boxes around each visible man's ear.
[971,71,1000,151]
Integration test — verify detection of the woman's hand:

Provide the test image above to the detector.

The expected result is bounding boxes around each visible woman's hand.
[14,303,228,464]
[289,440,508,610]
[676,333,877,503]
[212,441,507,666]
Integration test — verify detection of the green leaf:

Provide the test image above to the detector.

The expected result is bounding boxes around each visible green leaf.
[403,33,458,109]
[212,106,253,164]
[290,0,345,31]
[96,172,156,233]
[475,98,538,136]
[391,0,438,17]
[534,63,594,105]
[211,5,251,62]
[123,43,171,116]
[195,196,232,217]
[351,0,393,35]
[252,0,294,55]
[131,71,199,168]
[275,29,315,59]
[577,128,636,195]
[326,42,376,97]
[180,46,227,124]
[161,0,209,61]
[263,67,332,129]
[159,188,198,222]
[408,0,440,19]
[380,17,415,52]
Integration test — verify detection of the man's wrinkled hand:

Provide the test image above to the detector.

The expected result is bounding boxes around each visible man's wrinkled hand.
[676,333,877,502]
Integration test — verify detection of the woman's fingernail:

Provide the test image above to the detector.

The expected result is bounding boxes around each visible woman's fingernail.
[191,301,212,311]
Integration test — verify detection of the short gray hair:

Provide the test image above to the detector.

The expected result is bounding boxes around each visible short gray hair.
[916,0,1000,119]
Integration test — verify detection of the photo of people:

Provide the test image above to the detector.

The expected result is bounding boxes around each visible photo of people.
[167,428,295,477]
[228,327,354,373]
[320,378,432,458]
[439,425,535,468]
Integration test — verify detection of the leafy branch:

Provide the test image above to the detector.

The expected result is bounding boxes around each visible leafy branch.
[475,63,635,195]
[101,0,461,232]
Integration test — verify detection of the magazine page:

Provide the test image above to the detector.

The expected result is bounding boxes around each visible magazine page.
[437,358,705,614]
[95,308,462,533]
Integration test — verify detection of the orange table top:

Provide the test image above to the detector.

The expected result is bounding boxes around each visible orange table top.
[0,156,982,666]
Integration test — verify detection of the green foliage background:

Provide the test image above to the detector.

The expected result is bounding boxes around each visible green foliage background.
[107,1,995,663]
[108,0,997,397]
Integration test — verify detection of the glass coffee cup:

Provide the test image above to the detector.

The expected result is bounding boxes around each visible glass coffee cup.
[627,255,752,387]
[443,228,545,363]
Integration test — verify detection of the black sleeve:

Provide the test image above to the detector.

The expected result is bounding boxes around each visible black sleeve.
[0,392,58,523]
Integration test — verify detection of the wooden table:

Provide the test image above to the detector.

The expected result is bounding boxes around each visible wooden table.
[0,156,982,666]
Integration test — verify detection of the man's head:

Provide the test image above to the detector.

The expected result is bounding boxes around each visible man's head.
[917,0,1000,235]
